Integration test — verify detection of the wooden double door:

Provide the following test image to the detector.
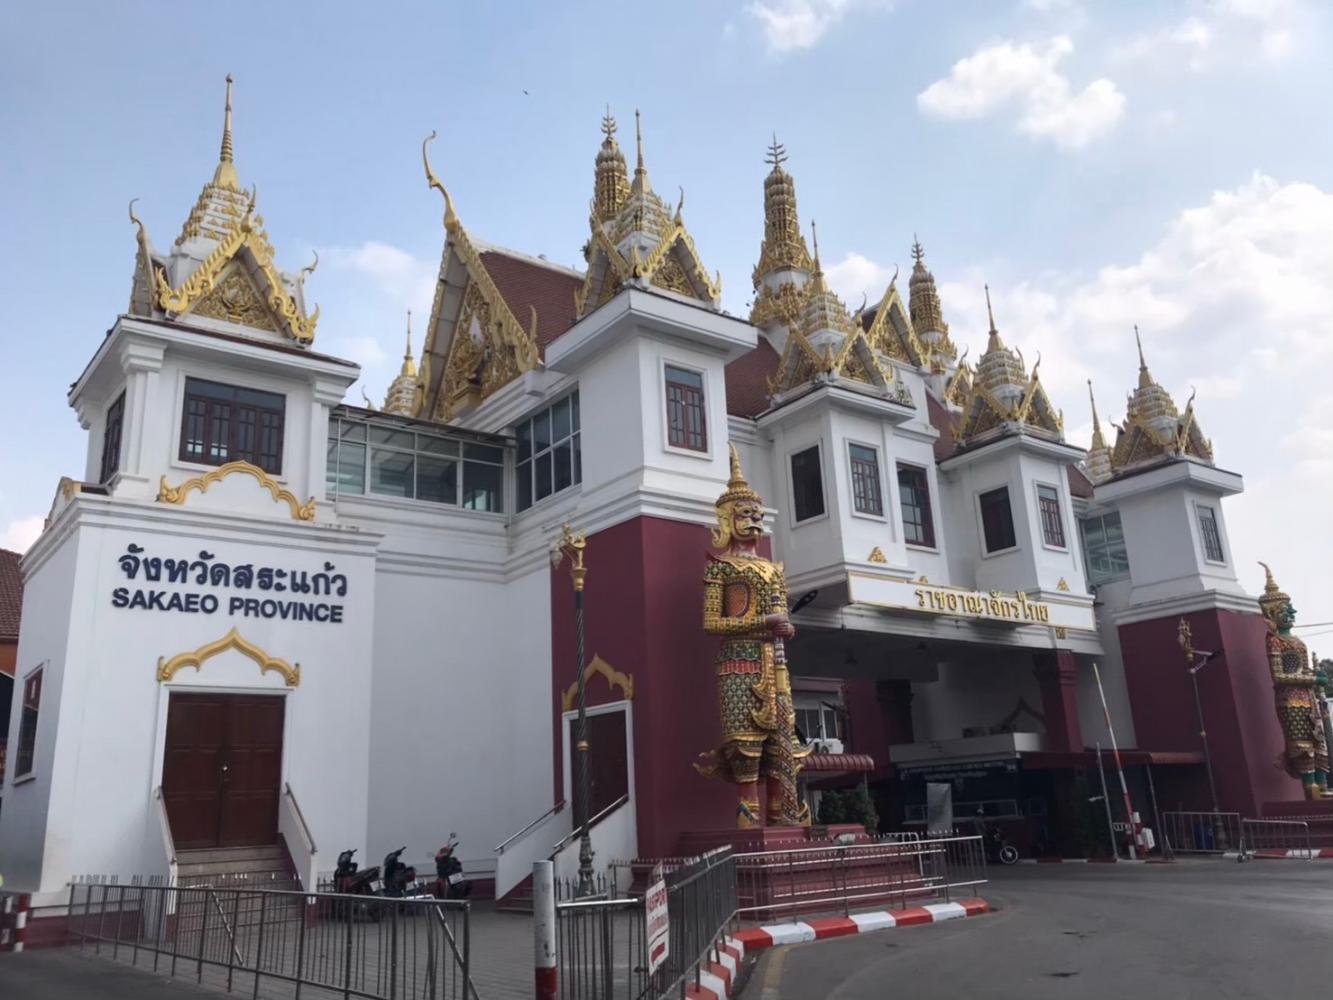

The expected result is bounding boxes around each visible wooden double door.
[161,693,285,850]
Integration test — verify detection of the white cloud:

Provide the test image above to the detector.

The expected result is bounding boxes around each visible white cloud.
[745,0,884,54]
[330,241,437,309]
[917,36,1124,149]
[1114,0,1304,69]
[1,515,44,554]
[847,172,1333,614]
[824,252,896,306]
[329,335,388,369]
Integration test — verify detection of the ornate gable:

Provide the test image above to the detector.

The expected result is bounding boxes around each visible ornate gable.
[419,133,541,422]
[863,280,927,367]
[1108,329,1215,475]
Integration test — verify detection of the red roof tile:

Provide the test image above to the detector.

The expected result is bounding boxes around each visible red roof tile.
[724,340,780,418]
[0,548,22,642]
[926,392,960,462]
[1066,463,1094,499]
[478,251,583,351]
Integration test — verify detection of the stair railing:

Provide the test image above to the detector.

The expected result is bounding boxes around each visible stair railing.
[495,799,566,855]
[154,786,178,887]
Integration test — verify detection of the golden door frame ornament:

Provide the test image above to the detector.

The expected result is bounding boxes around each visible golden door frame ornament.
[561,654,633,712]
[158,461,316,521]
[157,627,301,687]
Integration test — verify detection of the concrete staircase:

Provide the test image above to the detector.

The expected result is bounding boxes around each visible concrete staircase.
[175,844,300,889]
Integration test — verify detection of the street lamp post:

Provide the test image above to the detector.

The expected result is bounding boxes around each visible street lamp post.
[1177,618,1227,850]
[553,523,596,896]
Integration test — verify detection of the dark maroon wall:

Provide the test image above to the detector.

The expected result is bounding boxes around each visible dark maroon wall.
[1119,607,1300,815]
[550,516,738,858]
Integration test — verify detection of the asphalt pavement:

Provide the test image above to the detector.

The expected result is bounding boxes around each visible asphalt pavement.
[749,859,1333,999]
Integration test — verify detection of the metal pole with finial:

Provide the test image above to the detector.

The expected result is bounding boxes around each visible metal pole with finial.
[553,524,595,896]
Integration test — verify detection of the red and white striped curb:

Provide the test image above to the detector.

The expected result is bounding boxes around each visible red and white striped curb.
[1225,848,1333,860]
[731,898,989,954]
[1017,857,1148,864]
[682,935,747,1000]
[0,894,31,953]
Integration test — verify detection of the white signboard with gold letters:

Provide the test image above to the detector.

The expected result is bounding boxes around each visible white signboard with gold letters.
[847,572,1097,633]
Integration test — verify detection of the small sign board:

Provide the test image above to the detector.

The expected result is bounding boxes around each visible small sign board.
[645,864,670,976]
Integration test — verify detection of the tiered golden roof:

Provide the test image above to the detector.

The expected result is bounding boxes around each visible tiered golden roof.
[382,311,422,416]
[1107,327,1213,473]
[752,137,813,288]
[577,111,721,316]
[907,238,959,373]
[956,287,1063,444]
[593,109,630,224]
[126,76,319,345]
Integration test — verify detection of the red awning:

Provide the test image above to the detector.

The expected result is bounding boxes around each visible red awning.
[1020,749,1205,770]
[802,753,876,773]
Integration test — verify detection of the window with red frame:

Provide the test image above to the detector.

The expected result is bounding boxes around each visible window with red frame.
[1037,484,1066,548]
[665,366,707,452]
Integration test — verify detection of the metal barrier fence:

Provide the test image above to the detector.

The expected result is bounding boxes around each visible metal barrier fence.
[1160,811,1243,855]
[68,880,476,1000]
[1239,818,1314,859]
[554,848,738,1000]
[733,833,985,922]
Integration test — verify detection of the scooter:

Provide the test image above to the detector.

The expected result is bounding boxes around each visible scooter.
[432,835,472,900]
[332,848,382,920]
[975,819,1020,865]
[380,847,421,898]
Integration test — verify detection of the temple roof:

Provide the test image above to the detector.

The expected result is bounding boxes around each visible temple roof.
[955,287,1063,447]
[724,339,781,417]
[126,76,319,347]
[1106,327,1214,477]
[1083,380,1114,485]
[0,547,21,643]
[751,136,813,298]
[577,111,721,317]
[907,238,959,373]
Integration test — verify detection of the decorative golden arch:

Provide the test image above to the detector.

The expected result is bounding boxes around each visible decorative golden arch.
[561,654,633,712]
[158,461,316,521]
[157,627,301,687]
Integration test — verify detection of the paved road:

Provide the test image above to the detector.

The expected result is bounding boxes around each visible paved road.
[0,947,219,999]
[750,859,1333,999]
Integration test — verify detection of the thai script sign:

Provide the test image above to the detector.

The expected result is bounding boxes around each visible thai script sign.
[645,864,670,976]
[847,572,1096,633]
[111,543,347,624]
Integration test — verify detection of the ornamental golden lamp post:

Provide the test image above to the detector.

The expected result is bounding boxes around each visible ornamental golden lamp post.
[552,523,596,896]
[1176,618,1228,849]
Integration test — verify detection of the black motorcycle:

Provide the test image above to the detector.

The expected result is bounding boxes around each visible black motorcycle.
[432,836,472,900]
[332,848,382,920]
[380,847,420,898]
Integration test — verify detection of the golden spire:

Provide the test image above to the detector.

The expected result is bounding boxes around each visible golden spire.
[631,109,649,193]
[1134,324,1153,389]
[213,74,239,189]
[593,106,630,223]
[806,219,829,293]
[908,235,954,371]
[751,133,813,292]
[984,284,1004,351]
[401,309,417,377]
[1088,380,1107,449]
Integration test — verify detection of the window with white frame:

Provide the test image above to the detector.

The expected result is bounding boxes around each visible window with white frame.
[794,699,843,744]
[848,444,883,517]
[790,445,825,522]
[979,486,1017,553]
[1197,504,1225,562]
[516,392,581,511]
[15,667,43,779]
[1080,511,1130,584]
[897,463,935,547]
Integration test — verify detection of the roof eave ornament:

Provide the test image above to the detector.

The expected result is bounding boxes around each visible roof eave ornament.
[422,131,459,233]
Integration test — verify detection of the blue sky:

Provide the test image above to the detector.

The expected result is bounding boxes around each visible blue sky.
[3,1,1331,627]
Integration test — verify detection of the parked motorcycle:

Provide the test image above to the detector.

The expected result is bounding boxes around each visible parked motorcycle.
[332,848,382,920]
[431,835,472,900]
[974,817,1020,865]
[380,846,421,898]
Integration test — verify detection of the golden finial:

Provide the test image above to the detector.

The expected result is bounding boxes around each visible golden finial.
[601,105,617,141]
[727,442,746,489]
[1087,379,1108,448]
[765,133,788,170]
[213,74,239,188]
[984,284,1005,352]
[811,219,821,270]
[422,131,458,231]
[1134,324,1155,389]
[398,309,416,378]
[911,234,925,265]
[634,109,646,178]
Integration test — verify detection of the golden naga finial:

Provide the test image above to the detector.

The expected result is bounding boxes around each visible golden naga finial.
[299,249,319,285]
[128,198,149,247]
[422,131,458,231]
[765,132,788,170]
[675,186,685,223]
[214,74,239,188]
[553,523,589,592]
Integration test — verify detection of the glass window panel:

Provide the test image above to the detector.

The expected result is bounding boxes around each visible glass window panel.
[571,392,580,431]
[416,455,458,505]
[665,365,704,390]
[517,421,532,464]
[980,487,1016,553]
[339,421,366,442]
[464,442,504,464]
[554,441,573,491]
[463,462,504,512]
[517,461,533,510]
[369,427,415,449]
[335,442,366,493]
[370,448,414,497]
[849,445,883,517]
[418,435,460,457]
[552,396,571,441]
[790,446,825,522]
[535,451,553,500]
[533,411,552,453]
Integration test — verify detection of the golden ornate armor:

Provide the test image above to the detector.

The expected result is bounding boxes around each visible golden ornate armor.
[1259,562,1328,798]
[695,446,810,828]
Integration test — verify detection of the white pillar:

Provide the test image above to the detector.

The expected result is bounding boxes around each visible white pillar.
[533,860,557,1000]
